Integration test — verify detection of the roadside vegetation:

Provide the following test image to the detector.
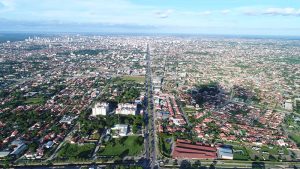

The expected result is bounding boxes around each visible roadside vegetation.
[158,133,173,157]
[57,143,95,160]
[98,136,143,157]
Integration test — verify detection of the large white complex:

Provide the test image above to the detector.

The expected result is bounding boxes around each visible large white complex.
[217,147,233,160]
[115,103,136,115]
[92,102,109,116]
[111,124,129,138]
[284,99,293,110]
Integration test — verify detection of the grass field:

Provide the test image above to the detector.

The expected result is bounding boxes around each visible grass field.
[158,133,173,157]
[90,131,100,140]
[122,76,145,84]
[24,97,45,105]
[289,134,300,147]
[98,136,143,157]
[233,144,290,161]
[261,145,289,155]
[233,145,251,160]
[57,143,95,159]
[183,106,196,113]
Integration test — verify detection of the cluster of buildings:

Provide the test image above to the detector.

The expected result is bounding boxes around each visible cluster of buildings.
[115,103,137,116]
[148,37,300,160]
[1,34,300,163]
[92,102,138,116]
[91,102,139,138]
[155,94,187,133]
[172,139,233,160]
[149,37,300,107]
[0,35,147,161]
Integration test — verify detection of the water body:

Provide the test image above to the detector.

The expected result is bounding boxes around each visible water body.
[0,33,30,43]
[0,33,51,43]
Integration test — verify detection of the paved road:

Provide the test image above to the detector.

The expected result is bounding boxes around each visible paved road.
[144,44,159,169]
[175,96,191,127]
[163,159,300,169]
[12,159,300,169]
[92,130,105,160]
[46,122,78,161]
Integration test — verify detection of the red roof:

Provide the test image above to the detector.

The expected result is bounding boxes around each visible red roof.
[172,139,217,159]
[176,142,216,152]
[173,152,216,159]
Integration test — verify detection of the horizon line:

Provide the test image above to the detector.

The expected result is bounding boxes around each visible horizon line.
[1,31,300,39]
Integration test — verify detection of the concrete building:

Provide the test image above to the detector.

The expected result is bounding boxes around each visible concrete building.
[10,143,28,159]
[115,103,136,115]
[217,147,233,160]
[111,124,129,138]
[153,76,162,93]
[0,151,10,159]
[284,99,293,110]
[92,102,109,116]
[45,141,54,149]
[59,115,77,124]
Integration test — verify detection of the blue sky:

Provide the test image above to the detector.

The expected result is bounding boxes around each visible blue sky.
[0,0,300,35]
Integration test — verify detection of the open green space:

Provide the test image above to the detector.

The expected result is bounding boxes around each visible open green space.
[234,63,251,69]
[73,49,108,56]
[233,145,251,160]
[57,143,95,160]
[233,144,290,161]
[183,106,196,113]
[289,134,300,147]
[284,114,300,153]
[122,75,145,84]
[89,130,100,140]
[103,77,143,103]
[295,100,300,114]
[98,136,143,157]
[24,97,45,105]
[261,145,289,156]
[158,133,173,157]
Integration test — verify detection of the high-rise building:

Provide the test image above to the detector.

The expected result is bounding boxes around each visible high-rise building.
[92,102,109,116]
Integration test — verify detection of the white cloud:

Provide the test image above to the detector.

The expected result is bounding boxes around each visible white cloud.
[181,10,213,16]
[0,0,15,12]
[181,9,232,16]
[263,8,300,16]
[154,9,174,18]
[200,11,212,15]
[221,9,231,15]
[241,7,300,16]
[0,0,160,24]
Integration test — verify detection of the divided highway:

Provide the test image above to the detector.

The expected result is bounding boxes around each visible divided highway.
[144,44,159,169]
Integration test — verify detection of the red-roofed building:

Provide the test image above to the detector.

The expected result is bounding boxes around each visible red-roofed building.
[172,139,217,159]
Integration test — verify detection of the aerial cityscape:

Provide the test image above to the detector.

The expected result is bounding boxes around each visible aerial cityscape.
[0,0,300,169]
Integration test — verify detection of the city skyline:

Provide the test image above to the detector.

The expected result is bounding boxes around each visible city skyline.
[0,0,300,35]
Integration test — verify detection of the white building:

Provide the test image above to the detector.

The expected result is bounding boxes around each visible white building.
[115,103,136,115]
[217,147,233,160]
[111,124,129,138]
[277,139,287,146]
[59,115,77,124]
[92,102,109,116]
[284,99,293,110]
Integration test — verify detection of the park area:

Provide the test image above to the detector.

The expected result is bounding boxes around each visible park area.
[122,75,145,84]
[233,144,290,161]
[57,143,95,160]
[24,96,45,105]
[98,136,143,157]
[158,133,173,157]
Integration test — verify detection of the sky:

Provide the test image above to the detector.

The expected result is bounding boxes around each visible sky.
[0,0,300,35]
